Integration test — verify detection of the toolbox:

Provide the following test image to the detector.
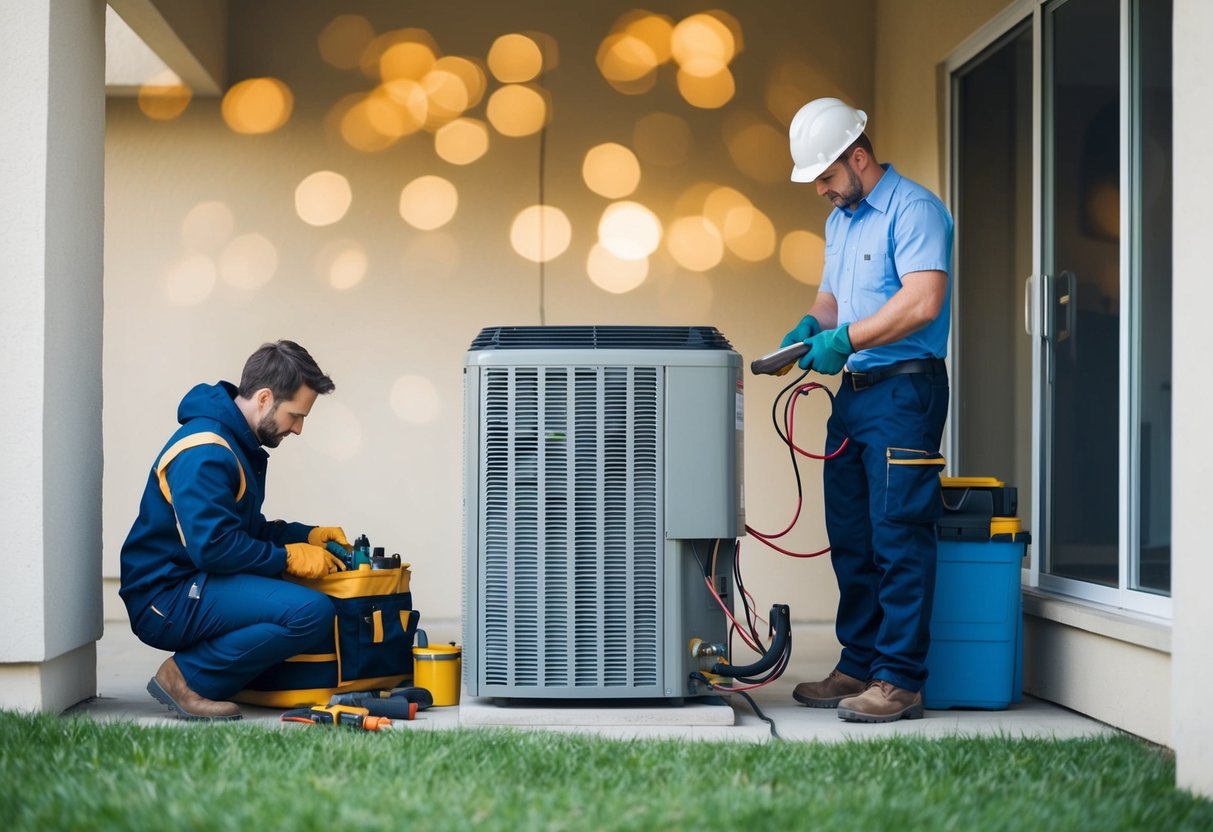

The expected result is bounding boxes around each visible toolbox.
[926,476,1028,710]
[938,476,1024,542]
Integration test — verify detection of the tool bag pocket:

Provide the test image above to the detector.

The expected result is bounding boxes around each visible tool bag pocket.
[885,447,946,523]
[233,566,419,708]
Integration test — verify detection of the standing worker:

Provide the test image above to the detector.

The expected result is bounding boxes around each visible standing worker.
[120,340,351,721]
[782,98,953,722]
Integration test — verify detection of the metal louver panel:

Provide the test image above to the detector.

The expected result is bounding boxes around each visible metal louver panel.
[479,365,662,693]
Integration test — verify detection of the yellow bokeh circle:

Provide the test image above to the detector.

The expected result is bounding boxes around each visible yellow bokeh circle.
[399,175,458,230]
[221,77,293,135]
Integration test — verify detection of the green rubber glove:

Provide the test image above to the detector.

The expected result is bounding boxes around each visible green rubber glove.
[285,543,347,579]
[800,324,853,374]
[780,314,822,348]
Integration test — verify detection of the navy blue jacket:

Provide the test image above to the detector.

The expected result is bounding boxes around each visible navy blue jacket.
[119,381,312,616]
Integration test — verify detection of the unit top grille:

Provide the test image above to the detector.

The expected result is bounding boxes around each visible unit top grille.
[469,326,732,352]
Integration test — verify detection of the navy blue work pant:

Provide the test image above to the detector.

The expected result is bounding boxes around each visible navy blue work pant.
[824,369,949,692]
[131,573,335,700]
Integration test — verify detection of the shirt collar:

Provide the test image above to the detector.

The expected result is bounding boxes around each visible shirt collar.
[843,163,899,217]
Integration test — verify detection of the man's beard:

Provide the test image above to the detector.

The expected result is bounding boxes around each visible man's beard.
[255,406,286,447]
[825,163,863,209]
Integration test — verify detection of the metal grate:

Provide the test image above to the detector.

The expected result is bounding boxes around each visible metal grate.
[479,365,662,690]
[469,325,732,351]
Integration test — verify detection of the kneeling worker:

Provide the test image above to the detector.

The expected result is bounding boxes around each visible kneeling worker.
[120,340,350,720]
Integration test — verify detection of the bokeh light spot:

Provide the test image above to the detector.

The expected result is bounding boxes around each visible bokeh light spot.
[221,77,293,135]
[622,13,674,64]
[422,68,471,127]
[219,233,278,290]
[295,171,353,227]
[598,201,662,260]
[486,84,548,137]
[435,56,487,109]
[390,375,442,424]
[359,28,439,81]
[137,70,191,121]
[597,33,658,84]
[435,117,489,165]
[766,57,842,127]
[671,13,736,70]
[315,239,369,290]
[582,143,641,199]
[667,216,724,272]
[165,254,216,306]
[677,65,735,109]
[487,33,543,83]
[587,243,649,294]
[399,175,458,230]
[337,94,400,152]
[726,120,789,183]
[723,206,777,262]
[317,15,376,71]
[181,201,234,254]
[329,245,368,290]
[780,230,827,285]
[703,185,752,231]
[380,40,436,82]
[510,205,572,263]
[634,112,691,166]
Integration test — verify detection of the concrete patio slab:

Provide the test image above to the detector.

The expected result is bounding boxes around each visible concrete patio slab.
[68,620,1119,743]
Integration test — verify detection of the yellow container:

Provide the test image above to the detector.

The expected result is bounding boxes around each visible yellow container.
[413,644,462,706]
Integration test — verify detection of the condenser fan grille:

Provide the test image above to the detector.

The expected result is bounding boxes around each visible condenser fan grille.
[480,365,662,690]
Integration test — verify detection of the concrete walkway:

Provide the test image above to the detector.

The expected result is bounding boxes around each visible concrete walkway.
[70,621,1117,743]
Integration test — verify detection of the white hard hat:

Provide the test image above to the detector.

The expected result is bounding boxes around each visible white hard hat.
[788,97,868,183]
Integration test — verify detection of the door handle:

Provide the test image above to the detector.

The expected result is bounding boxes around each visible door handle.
[1051,270,1076,344]
[1024,275,1036,336]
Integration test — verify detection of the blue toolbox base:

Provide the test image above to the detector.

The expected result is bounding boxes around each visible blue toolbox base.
[924,539,1025,710]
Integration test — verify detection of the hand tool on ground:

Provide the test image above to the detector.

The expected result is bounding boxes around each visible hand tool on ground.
[328,687,432,719]
[280,704,391,731]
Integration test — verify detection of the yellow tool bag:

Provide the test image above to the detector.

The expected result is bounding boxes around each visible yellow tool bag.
[232,566,420,708]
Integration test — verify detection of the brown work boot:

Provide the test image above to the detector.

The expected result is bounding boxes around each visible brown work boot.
[837,679,924,723]
[792,669,867,708]
[147,657,242,721]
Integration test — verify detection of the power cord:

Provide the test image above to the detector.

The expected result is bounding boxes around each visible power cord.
[691,672,780,740]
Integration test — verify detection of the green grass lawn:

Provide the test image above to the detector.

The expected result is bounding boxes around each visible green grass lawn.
[2,711,1211,831]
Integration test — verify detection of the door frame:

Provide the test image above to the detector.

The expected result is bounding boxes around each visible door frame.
[943,0,1043,590]
[943,0,1171,618]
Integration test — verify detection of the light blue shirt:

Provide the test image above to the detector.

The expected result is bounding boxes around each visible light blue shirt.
[819,164,953,372]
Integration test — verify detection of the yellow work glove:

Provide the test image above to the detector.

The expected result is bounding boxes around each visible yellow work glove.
[285,543,347,579]
[307,526,351,549]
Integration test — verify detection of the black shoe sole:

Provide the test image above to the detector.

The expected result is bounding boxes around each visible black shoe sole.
[147,677,243,722]
[792,690,859,708]
[837,702,925,723]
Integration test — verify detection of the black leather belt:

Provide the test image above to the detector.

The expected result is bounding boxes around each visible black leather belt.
[844,358,947,391]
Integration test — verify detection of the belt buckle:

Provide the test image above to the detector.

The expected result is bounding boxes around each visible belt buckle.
[849,372,870,391]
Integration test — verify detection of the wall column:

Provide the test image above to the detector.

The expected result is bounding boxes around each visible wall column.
[1172,0,1213,800]
[0,0,105,712]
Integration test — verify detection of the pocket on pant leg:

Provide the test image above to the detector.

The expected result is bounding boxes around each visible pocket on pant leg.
[133,601,181,651]
[885,447,946,522]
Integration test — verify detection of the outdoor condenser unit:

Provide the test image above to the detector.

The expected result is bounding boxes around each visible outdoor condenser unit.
[463,326,744,701]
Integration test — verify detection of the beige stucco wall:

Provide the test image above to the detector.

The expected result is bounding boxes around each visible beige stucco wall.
[0,0,105,711]
[873,0,1014,191]
[102,1,876,648]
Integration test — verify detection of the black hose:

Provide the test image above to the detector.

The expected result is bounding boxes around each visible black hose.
[711,604,791,678]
